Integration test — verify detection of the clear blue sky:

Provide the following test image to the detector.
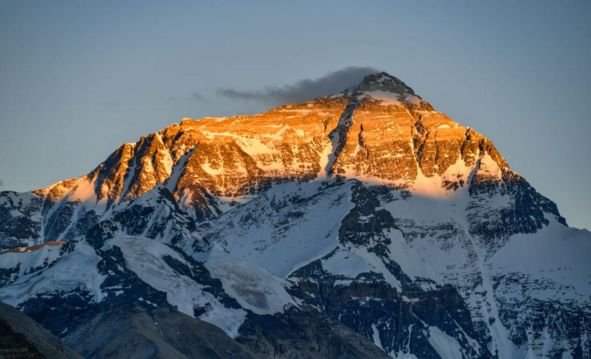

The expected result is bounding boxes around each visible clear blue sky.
[0,0,589,229]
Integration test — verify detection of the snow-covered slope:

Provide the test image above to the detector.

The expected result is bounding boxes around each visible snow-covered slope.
[0,72,589,358]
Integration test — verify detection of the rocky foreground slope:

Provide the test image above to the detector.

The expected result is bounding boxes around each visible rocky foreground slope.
[0,301,80,358]
[0,72,590,358]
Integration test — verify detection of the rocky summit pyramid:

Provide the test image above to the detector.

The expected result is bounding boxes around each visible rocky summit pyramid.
[1,72,589,358]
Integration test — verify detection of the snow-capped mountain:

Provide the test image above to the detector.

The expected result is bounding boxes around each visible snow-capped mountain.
[1,72,589,358]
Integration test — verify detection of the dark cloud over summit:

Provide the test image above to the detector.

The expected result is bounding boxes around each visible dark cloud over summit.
[218,66,379,105]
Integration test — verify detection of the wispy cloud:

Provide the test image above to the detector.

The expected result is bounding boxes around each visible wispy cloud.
[188,91,209,102]
[217,66,379,106]
[169,91,210,103]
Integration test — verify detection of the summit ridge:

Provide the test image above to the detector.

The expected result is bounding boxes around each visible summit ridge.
[355,71,417,95]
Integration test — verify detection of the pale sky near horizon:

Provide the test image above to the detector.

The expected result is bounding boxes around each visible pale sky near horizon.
[0,0,589,229]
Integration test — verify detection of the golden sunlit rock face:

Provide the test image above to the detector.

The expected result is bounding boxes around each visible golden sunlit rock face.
[168,98,349,198]
[37,73,511,208]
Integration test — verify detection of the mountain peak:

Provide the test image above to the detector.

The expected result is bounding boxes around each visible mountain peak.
[354,71,416,96]
[1,70,584,359]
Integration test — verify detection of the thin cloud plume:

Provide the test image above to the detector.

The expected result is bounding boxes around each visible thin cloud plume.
[217,66,379,106]
[189,91,209,102]
[169,92,210,103]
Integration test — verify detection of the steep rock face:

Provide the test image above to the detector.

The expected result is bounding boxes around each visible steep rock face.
[0,72,588,359]
[468,164,566,247]
[285,182,491,358]
[0,192,43,248]
[91,97,349,201]
[170,98,348,197]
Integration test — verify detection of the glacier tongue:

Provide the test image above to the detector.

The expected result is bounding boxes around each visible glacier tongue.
[205,245,298,315]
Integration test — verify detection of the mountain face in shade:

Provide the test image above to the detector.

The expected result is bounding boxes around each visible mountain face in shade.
[0,72,589,358]
[0,301,80,358]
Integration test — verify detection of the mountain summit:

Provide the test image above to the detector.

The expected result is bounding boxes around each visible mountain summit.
[24,72,507,208]
[0,72,589,358]
[352,71,417,95]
